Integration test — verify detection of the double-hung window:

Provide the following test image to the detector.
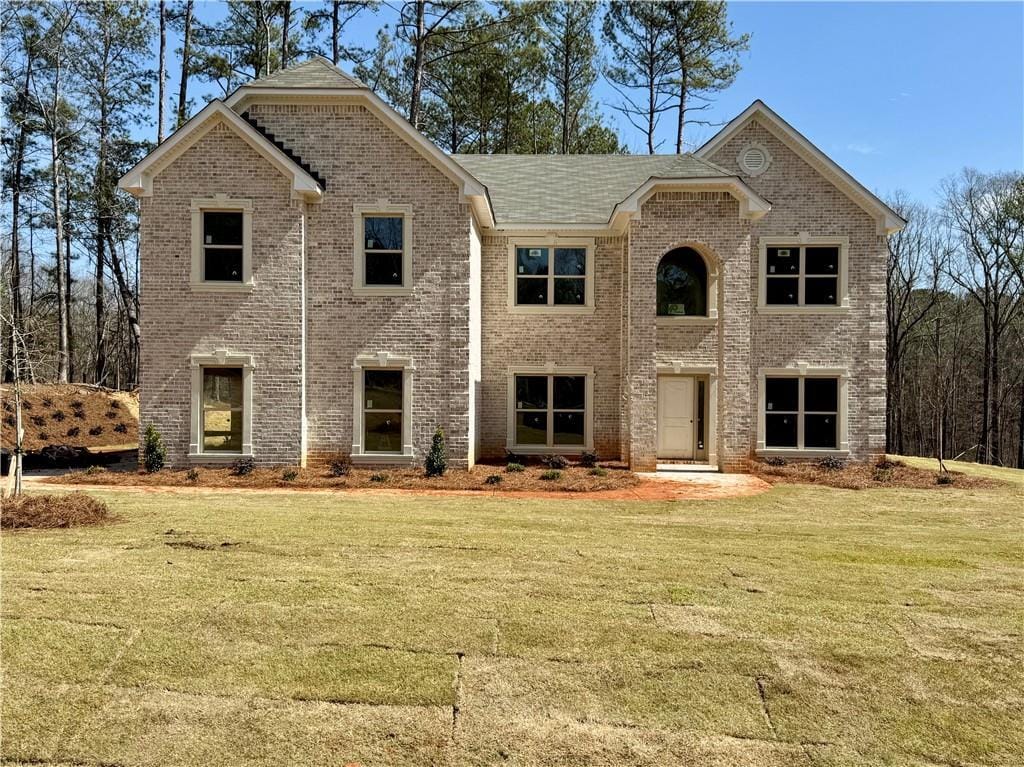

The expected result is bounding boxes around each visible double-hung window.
[362,369,404,453]
[201,367,244,452]
[353,206,413,295]
[190,197,253,289]
[764,376,840,450]
[760,238,847,310]
[510,240,593,312]
[511,372,590,450]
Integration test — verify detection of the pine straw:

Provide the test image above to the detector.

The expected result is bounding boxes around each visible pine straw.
[1,384,138,452]
[749,458,1003,490]
[53,463,640,493]
[2,492,113,529]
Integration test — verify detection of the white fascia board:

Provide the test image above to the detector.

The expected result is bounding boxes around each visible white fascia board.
[226,86,496,227]
[609,176,772,231]
[118,100,322,201]
[696,100,906,234]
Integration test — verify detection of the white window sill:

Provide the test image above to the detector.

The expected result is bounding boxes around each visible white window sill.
[188,452,253,463]
[350,452,417,466]
[508,305,595,316]
[756,448,850,458]
[656,316,718,327]
[351,286,413,297]
[190,281,254,293]
[756,305,850,315]
[507,444,592,455]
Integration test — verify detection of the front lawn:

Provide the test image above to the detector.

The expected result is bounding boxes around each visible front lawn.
[3,460,1022,766]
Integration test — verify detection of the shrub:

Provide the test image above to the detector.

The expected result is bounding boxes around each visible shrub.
[506,462,525,473]
[38,431,49,442]
[764,456,787,467]
[936,472,954,485]
[30,415,45,427]
[20,400,31,410]
[72,408,86,420]
[104,410,118,420]
[142,425,166,473]
[231,456,255,476]
[84,465,106,476]
[51,409,66,422]
[2,400,11,412]
[3,415,15,427]
[817,455,846,471]
[41,397,54,408]
[871,467,892,483]
[328,455,351,477]
[186,468,200,483]
[281,468,299,482]
[88,425,104,436]
[484,474,503,485]
[578,451,598,468]
[539,469,562,481]
[66,426,80,438]
[113,423,128,434]
[543,454,568,470]
[589,467,608,477]
[1,492,112,530]
[424,426,448,477]
[370,472,387,483]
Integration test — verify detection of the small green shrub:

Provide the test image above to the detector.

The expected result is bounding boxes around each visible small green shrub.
[142,424,166,473]
[817,455,846,471]
[281,468,299,482]
[84,465,106,476]
[588,467,608,477]
[539,469,562,481]
[543,455,568,470]
[329,455,351,477]
[425,426,448,477]
[484,474,503,485]
[506,462,525,473]
[578,451,598,468]
[936,472,954,485]
[370,472,387,483]
[231,457,255,476]
[186,468,200,483]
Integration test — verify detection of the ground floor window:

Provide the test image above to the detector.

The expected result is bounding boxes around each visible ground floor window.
[201,367,244,452]
[363,369,404,453]
[512,373,588,449]
[764,376,839,450]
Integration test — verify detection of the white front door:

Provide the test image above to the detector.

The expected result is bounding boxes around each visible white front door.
[657,376,695,458]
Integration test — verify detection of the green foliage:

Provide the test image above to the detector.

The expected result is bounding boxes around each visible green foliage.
[588,467,608,477]
[370,472,387,483]
[281,468,299,482]
[142,424,166,473]
[186,468,200,483]
[539,469,562,481]
[936,472,954,485]
[578,451,598,468]
[543,454,568,470]
[817,456,846,471]
[231,457,255,476]
[484,474,503,485]
[505,462,525,473]
[329,455,351,477]
[425,426,448,477]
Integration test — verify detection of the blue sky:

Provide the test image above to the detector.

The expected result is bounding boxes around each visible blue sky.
[169,1,1024,206]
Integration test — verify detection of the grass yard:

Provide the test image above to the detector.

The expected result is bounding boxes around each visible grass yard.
[2,458,1022,766]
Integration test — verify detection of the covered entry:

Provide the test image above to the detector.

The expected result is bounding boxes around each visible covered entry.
[656,374,710,462]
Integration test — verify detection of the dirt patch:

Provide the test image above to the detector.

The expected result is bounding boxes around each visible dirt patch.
[1,491,113,530]
[749,458,1002,490]
[1,384,138,452]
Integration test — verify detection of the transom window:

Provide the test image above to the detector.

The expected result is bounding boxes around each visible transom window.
[765,245,839,306]
[363,215,404,287]
[202,367,244,452]
[657,247,708,316]
[514,246,588,307]
[514,374,586,447]
[363,369,404,453]
[764,376,839,450]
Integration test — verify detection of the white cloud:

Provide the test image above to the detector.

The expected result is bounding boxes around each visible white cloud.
[847,142,878,156]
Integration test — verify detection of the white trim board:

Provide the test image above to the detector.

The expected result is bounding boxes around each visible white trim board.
[694,100,906,235]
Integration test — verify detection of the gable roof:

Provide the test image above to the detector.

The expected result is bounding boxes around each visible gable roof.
[118,101,323,201]
[244,56,367,89]
[695,100,906,234]
[451,154,745,226]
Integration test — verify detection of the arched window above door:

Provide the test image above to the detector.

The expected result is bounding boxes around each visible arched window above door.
[657,247,708,317]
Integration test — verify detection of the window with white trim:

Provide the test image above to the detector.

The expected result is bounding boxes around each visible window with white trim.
[190,197,253,288]
[201,367,244,452]
[509,240,594,312]
[362,369,404,453]
[764,376,839,450]
[353,206,413,294]
[513,374,587,448]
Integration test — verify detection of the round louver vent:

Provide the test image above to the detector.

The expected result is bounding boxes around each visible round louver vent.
[738,145,770,176]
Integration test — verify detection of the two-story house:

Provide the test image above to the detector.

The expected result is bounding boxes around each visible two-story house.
[120,57,904,472]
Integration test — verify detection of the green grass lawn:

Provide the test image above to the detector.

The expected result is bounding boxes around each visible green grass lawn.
[3,459,1022,766]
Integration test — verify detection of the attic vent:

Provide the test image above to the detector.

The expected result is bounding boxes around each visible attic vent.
[739,145,771,176]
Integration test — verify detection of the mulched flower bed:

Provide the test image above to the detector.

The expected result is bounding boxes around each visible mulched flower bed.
[52,463,640,494]
[750,458,1003,490]
[2,492,113,530]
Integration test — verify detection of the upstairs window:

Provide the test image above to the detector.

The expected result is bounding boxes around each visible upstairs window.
[761,240,846,309]
[510,241,594,312]
[764,376,839,450]
[657,247,708,317]
[190,197,253,289]
[353,206,413,295]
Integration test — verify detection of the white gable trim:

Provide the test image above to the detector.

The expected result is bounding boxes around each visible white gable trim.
[609,176,771,230]
[695,100,906,235]
[118,101,323,202]
[225,87,495,227]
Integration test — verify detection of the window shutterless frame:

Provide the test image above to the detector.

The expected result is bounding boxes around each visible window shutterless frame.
[758,236,849,313]
[506,366,594,453]
[353,204,413,296]
[507,238,595,314]
[756,368,849,456]
[190,196,254,290]
[188,350,255,460]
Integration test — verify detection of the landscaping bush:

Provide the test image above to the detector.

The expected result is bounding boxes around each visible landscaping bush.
[578,451,598,468]
[72,408,86,420]
[4,415,15,428]
[186,468,200,483]
[817,455,846,471]
[51,410,66,422]
[41,397,53,407]
[505,450,525,465]
[2,400,11,412]
[764,456,787,467]
[484,474,503,485]
[282,468,299,482]
[30,415,45,427]
[84,465,106,476]
[589,467,608,477]
[370,472,387,483]
[142,424,166,473]
[506,462,525,473]
[89,425,104,437]
[38,432,49,442]
[20,400,31,410]
[425,426,448,477]
[871,467,892,483]
[2,492,112,530]
[539,469,562,481]
[936,472,954,485]
[328,455,351,477]
[113,423,128,434]
[231,457,255,476]
[543,455,568,470]
[66,426,80,438]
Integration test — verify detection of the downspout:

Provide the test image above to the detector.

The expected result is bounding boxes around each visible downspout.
[300,203,308,466]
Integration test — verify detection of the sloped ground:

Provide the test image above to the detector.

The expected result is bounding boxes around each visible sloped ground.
[1,384,139,453]
[2,460,1022,766]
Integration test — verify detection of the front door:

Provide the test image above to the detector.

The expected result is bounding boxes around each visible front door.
[657,376,695,458]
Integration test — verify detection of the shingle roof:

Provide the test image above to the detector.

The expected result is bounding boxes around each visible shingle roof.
[244,57,367,89]
[450,154,734,225]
